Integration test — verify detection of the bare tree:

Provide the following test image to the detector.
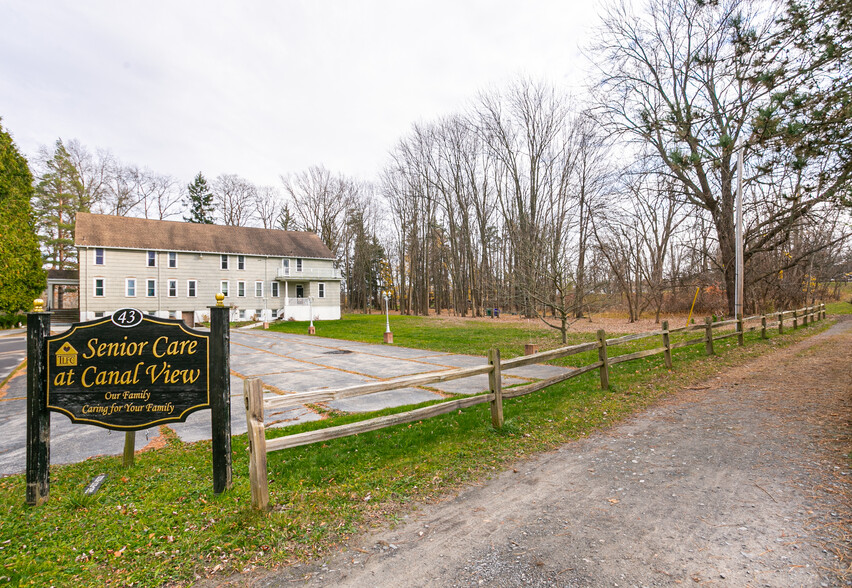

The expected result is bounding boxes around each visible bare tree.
[281,165,352,255]
[254,185,281,229]
[214,174,257,226]
[476,79,572,317]
[590,0,817,315]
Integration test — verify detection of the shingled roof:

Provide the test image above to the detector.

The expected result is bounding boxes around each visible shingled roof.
[75,213,334,259]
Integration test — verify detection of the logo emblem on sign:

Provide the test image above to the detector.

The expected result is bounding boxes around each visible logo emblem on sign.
[55,342,78,366]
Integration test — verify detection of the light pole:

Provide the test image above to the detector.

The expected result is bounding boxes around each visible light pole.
[308,296,315,335]
[382,290,393,344]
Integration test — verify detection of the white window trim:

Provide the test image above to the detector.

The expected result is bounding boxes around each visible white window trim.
[187,280,198,298]
[125,278,137,297]
[94,277,105,297]
[296,258,303,272]
[168,279,178,297]
[318,282,326,298]
[220,280,229,297]
[238,255,246,270]
[147,251,157,267]
[255,281,263,297]
[220,255,229,270]
[168,252,178,268]
[146,279,157,297]
[271,282,279,297]
[94,248,104,265]
[238,281,246,297]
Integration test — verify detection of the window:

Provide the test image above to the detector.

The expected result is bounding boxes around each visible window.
[126,278,136,297]
[239,309,246,320]
[220,281,229,296]
[271,282,279,297]
[318,283,325,298]
[146,279,156,297]
[296,284,304,298]
[255,281,263,297]
[168,280,177,297]
[296,258,303,272]
[147,251,156,267]
[187,280,197,297]
[94,278,104,297]
[168,252,177,268]
[94,311,104,318]
[282,258,290,275]
[94,248,104,265]
[238,255,245,270]
[220,255,229,270]
[238,281,246,297]
[168,310,177,319]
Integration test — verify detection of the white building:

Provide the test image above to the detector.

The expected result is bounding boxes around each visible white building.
[75,213,341,325]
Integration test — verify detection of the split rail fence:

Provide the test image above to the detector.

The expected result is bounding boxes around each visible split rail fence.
[244,304,826,509]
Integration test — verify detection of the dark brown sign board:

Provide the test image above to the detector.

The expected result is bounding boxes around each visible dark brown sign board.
[46,310,210,430]
[27,304,232,505]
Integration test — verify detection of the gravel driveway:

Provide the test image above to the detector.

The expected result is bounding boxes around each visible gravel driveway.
[222,318,851,587]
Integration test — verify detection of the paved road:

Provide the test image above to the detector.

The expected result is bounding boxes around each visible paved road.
[0,330,26,384]
[0,328,567,476]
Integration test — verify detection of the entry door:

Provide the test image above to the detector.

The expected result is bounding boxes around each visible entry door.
[182,311,195,327]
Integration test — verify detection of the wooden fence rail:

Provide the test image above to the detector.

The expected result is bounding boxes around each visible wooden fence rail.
[244,303,826,509]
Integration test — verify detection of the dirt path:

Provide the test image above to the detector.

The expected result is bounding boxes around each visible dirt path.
[222,319,852,587]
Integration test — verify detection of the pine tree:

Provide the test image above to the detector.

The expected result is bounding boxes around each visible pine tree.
[754,0,852,205]
[0,120,45,314]
[32,139,87,269]
[184,172,215,223]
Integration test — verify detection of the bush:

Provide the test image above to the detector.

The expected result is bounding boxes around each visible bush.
[0,313,24,329]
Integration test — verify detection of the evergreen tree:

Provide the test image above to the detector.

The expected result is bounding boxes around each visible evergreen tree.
[184,172,215,223]
[32,139,87,269]
[0,120,45,314]
[755,0,852,205]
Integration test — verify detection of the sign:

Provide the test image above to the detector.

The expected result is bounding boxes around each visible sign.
[45,310,210,430]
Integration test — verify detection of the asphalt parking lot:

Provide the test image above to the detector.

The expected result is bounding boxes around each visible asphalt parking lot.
[0,328,568,476]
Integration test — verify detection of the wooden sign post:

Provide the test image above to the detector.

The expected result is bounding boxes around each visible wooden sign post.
[26,300,50,506]
[209,298,231,494]
[26,296,232,505]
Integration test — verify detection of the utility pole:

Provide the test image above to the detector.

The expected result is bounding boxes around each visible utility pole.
[735,140,744,319]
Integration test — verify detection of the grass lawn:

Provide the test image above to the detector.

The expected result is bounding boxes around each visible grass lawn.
[266,313,593,357]
[0,314,834,587]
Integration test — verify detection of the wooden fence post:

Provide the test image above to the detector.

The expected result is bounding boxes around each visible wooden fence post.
[803,306,808,327]
[793,309,798,329]
[778,312,784,334]
[661,320,672,369]
[760,315,767,339]
[244,378,269,510]
[487,348,503,429]
[736,313,744,346]
[704,317,714,356]
[597,330,610,390]
[123,432,135,468]
[821,303,826,320]
[209,300,232,494]
[26,300,50,506]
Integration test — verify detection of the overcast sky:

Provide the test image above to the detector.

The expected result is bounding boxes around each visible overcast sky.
[1,1,604,187]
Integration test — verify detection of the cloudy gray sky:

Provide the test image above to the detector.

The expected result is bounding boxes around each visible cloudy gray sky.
[1,1,603,187]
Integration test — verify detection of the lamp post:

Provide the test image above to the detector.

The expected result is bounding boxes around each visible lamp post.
[382,290,393,344]
[308,296,315,335]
